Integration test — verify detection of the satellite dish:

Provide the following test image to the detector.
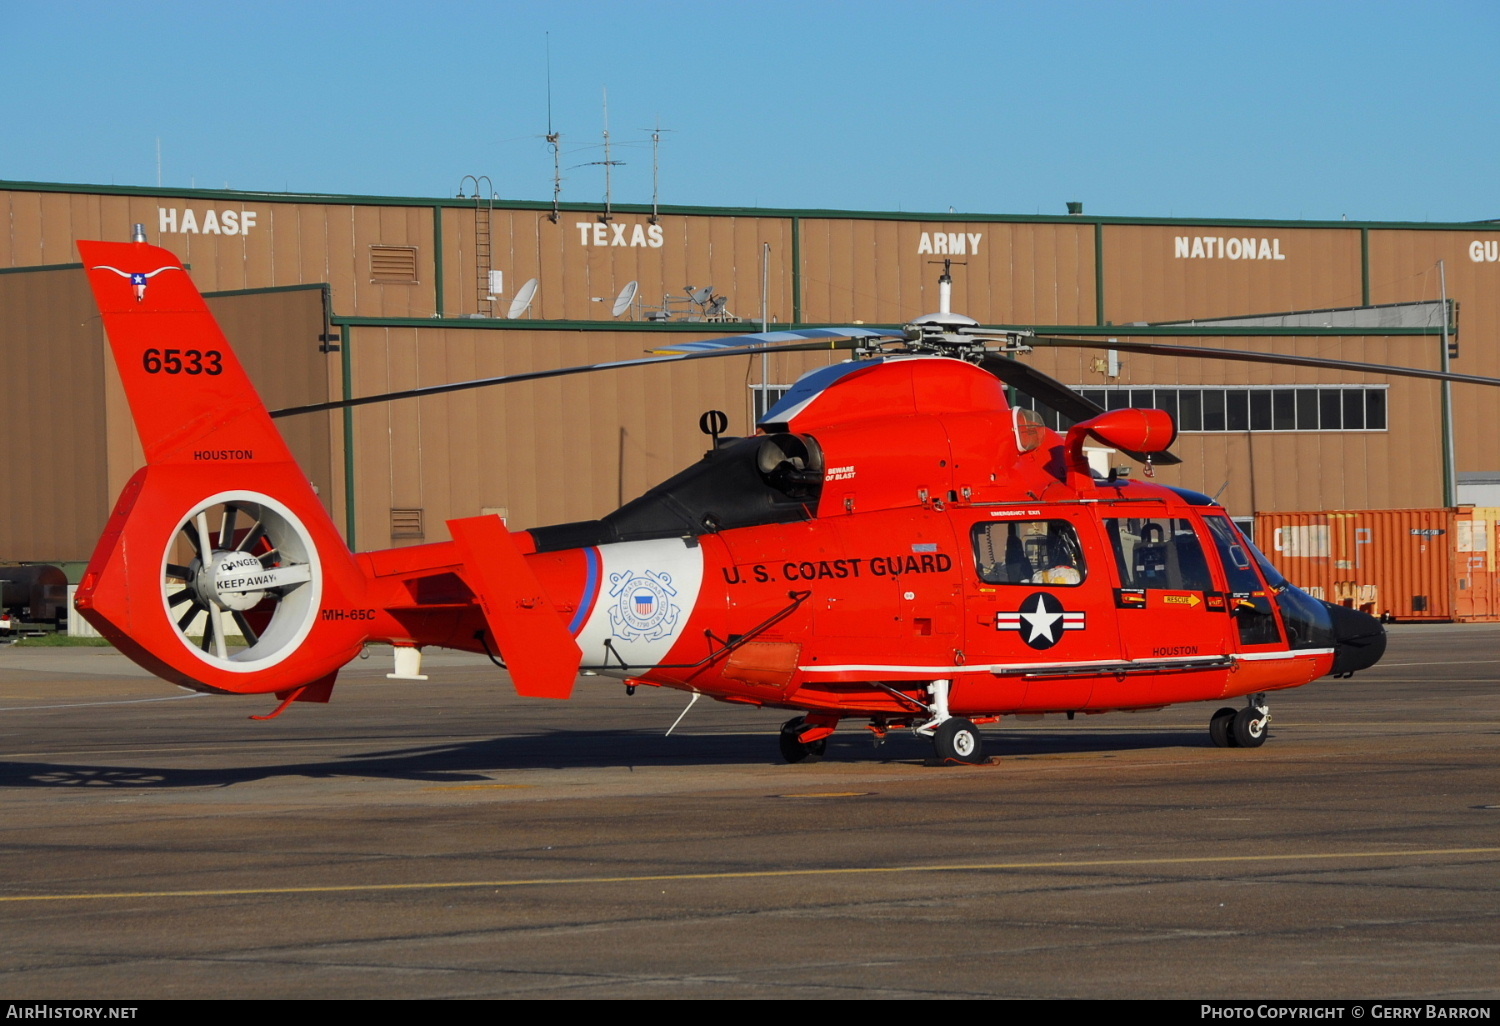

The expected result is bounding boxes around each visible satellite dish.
[612,281,639,318]
[507,278,539,319]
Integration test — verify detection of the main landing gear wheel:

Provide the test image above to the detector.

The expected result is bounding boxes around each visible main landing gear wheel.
[779,716,827,764]
[1209,706,1237,748]
[932,717,985,764]
[162,494,321,670]
[1231,706,1268,748]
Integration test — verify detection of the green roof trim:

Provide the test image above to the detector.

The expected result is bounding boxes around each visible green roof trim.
[203,283,330,299]
[0,262,83,275]
[6,178,1500,232]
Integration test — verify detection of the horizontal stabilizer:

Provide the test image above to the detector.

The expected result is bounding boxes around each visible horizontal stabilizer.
[448,515,583,699]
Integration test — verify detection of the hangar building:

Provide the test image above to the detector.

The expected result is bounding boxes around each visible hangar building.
[2,179,1497,563]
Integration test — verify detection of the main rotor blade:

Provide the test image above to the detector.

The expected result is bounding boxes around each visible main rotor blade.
[980,354,1107,425]
[648,326,906,356]
[269,329,898,419]
[979,354,1182,467]
[1032,337,1500,389]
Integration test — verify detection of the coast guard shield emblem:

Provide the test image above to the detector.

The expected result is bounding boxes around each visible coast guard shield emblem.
[608,570,681,642]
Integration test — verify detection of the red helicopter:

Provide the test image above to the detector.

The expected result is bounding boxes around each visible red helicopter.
[73,237,1403,765]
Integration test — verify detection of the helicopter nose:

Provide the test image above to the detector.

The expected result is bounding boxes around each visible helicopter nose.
[1326,602,1387,676]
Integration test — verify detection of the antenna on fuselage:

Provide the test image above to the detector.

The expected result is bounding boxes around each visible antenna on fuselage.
[665,692,701,736]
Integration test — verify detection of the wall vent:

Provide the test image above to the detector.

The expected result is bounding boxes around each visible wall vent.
[370,245,419,284]
[390,508,425,539]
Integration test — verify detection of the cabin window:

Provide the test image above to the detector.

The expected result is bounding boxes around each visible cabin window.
[1202,515,1283,645]
[1013,385,1388,433]
[973,520,1086,587]
[750,383,793,421]
[1201,516,1278,596]
[1105,517,1214,592]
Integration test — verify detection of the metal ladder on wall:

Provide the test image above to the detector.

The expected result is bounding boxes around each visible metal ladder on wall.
[460,176,495,315]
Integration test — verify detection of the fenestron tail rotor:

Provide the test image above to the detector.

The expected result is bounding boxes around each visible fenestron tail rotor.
[161,494,321,670]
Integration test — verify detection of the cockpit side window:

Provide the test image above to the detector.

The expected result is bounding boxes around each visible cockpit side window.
[973,520,1086,586]
[1201,516,1266,594]
[1202,514,1282,645]
[1106,517,1215,592]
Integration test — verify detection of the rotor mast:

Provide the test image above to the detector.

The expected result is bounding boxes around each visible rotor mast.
[898,259,1032,362]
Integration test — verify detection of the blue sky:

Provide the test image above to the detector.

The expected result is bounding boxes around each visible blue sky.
[6,0,1496,221]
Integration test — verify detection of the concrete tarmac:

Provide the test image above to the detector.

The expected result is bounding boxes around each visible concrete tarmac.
[0,625,1497,999]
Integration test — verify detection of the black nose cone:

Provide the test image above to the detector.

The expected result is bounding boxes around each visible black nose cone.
[1326,602,1386,676]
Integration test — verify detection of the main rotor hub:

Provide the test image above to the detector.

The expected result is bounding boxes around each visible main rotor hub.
[909,311,981,330]
[893,314,1035,363]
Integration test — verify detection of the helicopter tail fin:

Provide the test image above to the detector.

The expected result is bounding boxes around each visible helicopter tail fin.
[74,239,372,698]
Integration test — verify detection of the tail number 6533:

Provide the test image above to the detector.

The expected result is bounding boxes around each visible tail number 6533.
[142,348,223,375]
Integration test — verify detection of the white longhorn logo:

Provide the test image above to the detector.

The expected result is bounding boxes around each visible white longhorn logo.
[91,264,181,302]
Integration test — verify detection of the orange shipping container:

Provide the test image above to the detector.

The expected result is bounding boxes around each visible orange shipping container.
[1255,508,1500,622]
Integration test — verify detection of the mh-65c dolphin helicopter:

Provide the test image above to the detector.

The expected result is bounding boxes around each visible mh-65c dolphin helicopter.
[74,235,1405,765]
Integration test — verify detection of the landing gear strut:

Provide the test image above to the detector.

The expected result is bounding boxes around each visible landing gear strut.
[917,679,986,765]
[778,716,828,764]
[1209,694,1269,748]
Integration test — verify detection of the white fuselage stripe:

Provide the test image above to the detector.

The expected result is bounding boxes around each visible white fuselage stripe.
[798,649,1336,675]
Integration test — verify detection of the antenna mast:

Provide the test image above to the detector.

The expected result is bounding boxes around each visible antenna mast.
[572,86,625,222]
[598,88,620,222]
[545,34,561,223]
[650,119,662,224]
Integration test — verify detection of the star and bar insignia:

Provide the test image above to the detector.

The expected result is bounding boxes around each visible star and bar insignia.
[996,592,1086,650]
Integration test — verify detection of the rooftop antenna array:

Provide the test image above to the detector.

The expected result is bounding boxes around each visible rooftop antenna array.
[645,119,671,225]
[575,88,625,222]
[545,33,562,224]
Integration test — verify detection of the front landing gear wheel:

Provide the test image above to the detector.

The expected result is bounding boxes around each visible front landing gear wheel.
[778,716,826,764]
[932,717,984,764]
[1209,706,1237,748]
[1231,706,1268,748]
